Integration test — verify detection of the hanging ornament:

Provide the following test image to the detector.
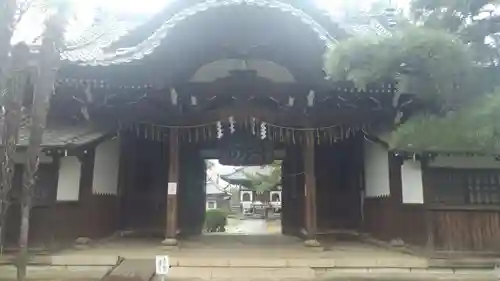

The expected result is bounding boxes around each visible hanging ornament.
[229,116,235,134]
[216,121,223,139]
[251,117,256,135]
[260,122,267,140]
[170,88,178,105]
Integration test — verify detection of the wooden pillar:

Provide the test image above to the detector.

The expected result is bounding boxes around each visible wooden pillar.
[421,156,434,252]
[163,129,179,245]
[303,132,320,247]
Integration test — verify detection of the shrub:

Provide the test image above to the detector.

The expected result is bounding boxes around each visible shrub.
[205,209,227,232]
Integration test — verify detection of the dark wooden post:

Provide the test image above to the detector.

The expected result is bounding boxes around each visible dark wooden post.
[421,156,434,253]
[163,128,179,246]
[303,131,320,247]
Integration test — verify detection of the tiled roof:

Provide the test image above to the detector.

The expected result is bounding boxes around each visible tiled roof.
[206,181,227,195]
[12,4,147,62]
[221,166,273,181]
[51,0,391,67]
[17,126,107,147]
[0,115,107,147]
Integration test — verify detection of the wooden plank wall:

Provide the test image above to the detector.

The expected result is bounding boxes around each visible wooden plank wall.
[430,209,500,251]
[364,156,500,252]
[362,154,427,247]
[423,167,500,252]
[5,149,121,248]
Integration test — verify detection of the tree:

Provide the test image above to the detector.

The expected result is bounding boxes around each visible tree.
[324,26,477,112]
[0,1,38,253]
[17,5,67,280]
[0,1,108,279]
[411,0,500,64]
[242,161,282,193]
[324,0,500,153]
[0,44,30,254]
[0,0,17,78]
[325,0,500,111]
[389,87,500,153]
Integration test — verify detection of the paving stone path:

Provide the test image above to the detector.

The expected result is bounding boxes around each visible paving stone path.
[225,218,281,235]
[0,235,498,281]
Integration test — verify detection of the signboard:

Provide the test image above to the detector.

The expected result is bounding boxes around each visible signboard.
[155,255,170,275]
[218,131,274,166]
[168,182,177,195]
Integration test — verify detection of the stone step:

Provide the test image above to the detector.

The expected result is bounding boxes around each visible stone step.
[429,257,500,268]
[102,259,155,281]
[182,234,301,246]
[154,266,498,281]
[25,255,428,269]
[171,257,428,268]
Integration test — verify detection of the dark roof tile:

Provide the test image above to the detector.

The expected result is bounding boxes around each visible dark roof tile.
[0,115,107,147]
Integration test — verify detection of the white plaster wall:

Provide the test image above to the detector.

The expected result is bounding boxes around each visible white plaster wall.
[56,156,81,201]
[364,140,390,198]
[429,155,500,169]
[401,161,424,204]
[92,138,120,195]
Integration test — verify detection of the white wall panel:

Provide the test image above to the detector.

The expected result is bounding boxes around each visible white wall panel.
[364,140,390,198]
[56,156,81,201]
[92,138,120,195]
[401,161,424,204]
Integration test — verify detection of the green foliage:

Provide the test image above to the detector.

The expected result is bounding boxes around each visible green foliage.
[242,161,281,193]
[204,209,227,232]
[324,26,477,109]
[390,87,500,153]
[411,0,500,64]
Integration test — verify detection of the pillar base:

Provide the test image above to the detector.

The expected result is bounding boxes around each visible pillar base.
[162,238,178,246]
[304,239,321,248]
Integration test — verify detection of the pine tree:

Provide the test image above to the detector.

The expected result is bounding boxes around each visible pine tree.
[411,0,500,64]
[242,161,282,193]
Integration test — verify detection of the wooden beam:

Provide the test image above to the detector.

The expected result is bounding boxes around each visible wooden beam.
[164,128,179,246]
[103,100,391,129]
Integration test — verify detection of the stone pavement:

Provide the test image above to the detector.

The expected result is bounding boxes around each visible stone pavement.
[0,264,110,280]
[225,218,281,235]
[158,266,498,280]
[0,235,499,280]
